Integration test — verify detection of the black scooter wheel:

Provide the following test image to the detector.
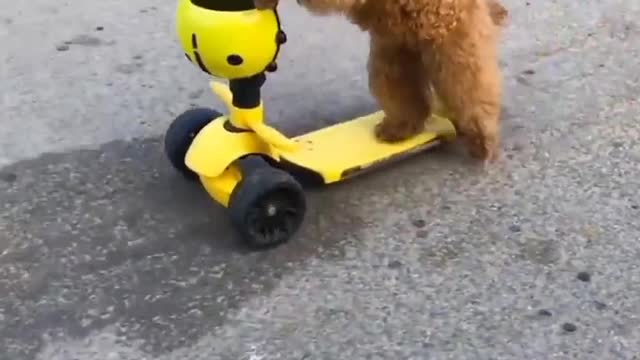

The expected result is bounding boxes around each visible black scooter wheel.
[164,107,222,180]
[229,158,306,249]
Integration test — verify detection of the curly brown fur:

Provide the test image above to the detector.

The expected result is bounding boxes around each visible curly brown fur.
[255,0,508,162]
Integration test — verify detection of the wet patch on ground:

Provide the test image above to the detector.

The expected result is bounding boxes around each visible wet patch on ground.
[0,136,375,359]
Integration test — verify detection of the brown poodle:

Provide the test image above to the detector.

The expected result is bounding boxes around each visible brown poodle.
[255,0,509,162]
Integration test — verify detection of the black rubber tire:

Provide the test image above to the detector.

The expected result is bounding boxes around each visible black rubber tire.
[164,107,222,180]
[229,158,306,249]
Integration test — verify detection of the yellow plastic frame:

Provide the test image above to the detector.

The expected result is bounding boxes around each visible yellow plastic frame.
[184,81,456,207]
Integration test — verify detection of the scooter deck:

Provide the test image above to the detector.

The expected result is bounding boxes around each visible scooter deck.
[280,111,456,184]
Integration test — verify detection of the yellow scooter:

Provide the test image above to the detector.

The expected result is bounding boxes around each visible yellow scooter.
[164,0,456,249]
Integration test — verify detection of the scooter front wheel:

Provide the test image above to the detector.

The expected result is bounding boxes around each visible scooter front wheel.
[229,157,306,249]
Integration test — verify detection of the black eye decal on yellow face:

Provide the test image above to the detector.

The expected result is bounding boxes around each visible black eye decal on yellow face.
[226,54,244,66]
[190,0,255,11]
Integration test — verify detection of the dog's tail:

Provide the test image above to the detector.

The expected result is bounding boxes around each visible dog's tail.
[487,0,509,27]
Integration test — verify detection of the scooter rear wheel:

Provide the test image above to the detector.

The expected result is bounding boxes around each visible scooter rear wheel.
[229,157,306,249]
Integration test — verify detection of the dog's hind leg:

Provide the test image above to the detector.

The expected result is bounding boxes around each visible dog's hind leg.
[426,8,503,162]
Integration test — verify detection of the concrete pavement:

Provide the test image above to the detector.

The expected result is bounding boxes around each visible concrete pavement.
[1,0,640,359]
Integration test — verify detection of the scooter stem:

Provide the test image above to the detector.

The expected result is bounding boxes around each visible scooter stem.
[209,80,300,152]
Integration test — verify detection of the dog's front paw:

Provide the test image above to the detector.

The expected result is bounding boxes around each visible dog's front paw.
[254,0,279,9]
[374,118,422,143]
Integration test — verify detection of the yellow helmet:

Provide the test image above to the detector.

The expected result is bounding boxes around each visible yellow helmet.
[176,0,287,79]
